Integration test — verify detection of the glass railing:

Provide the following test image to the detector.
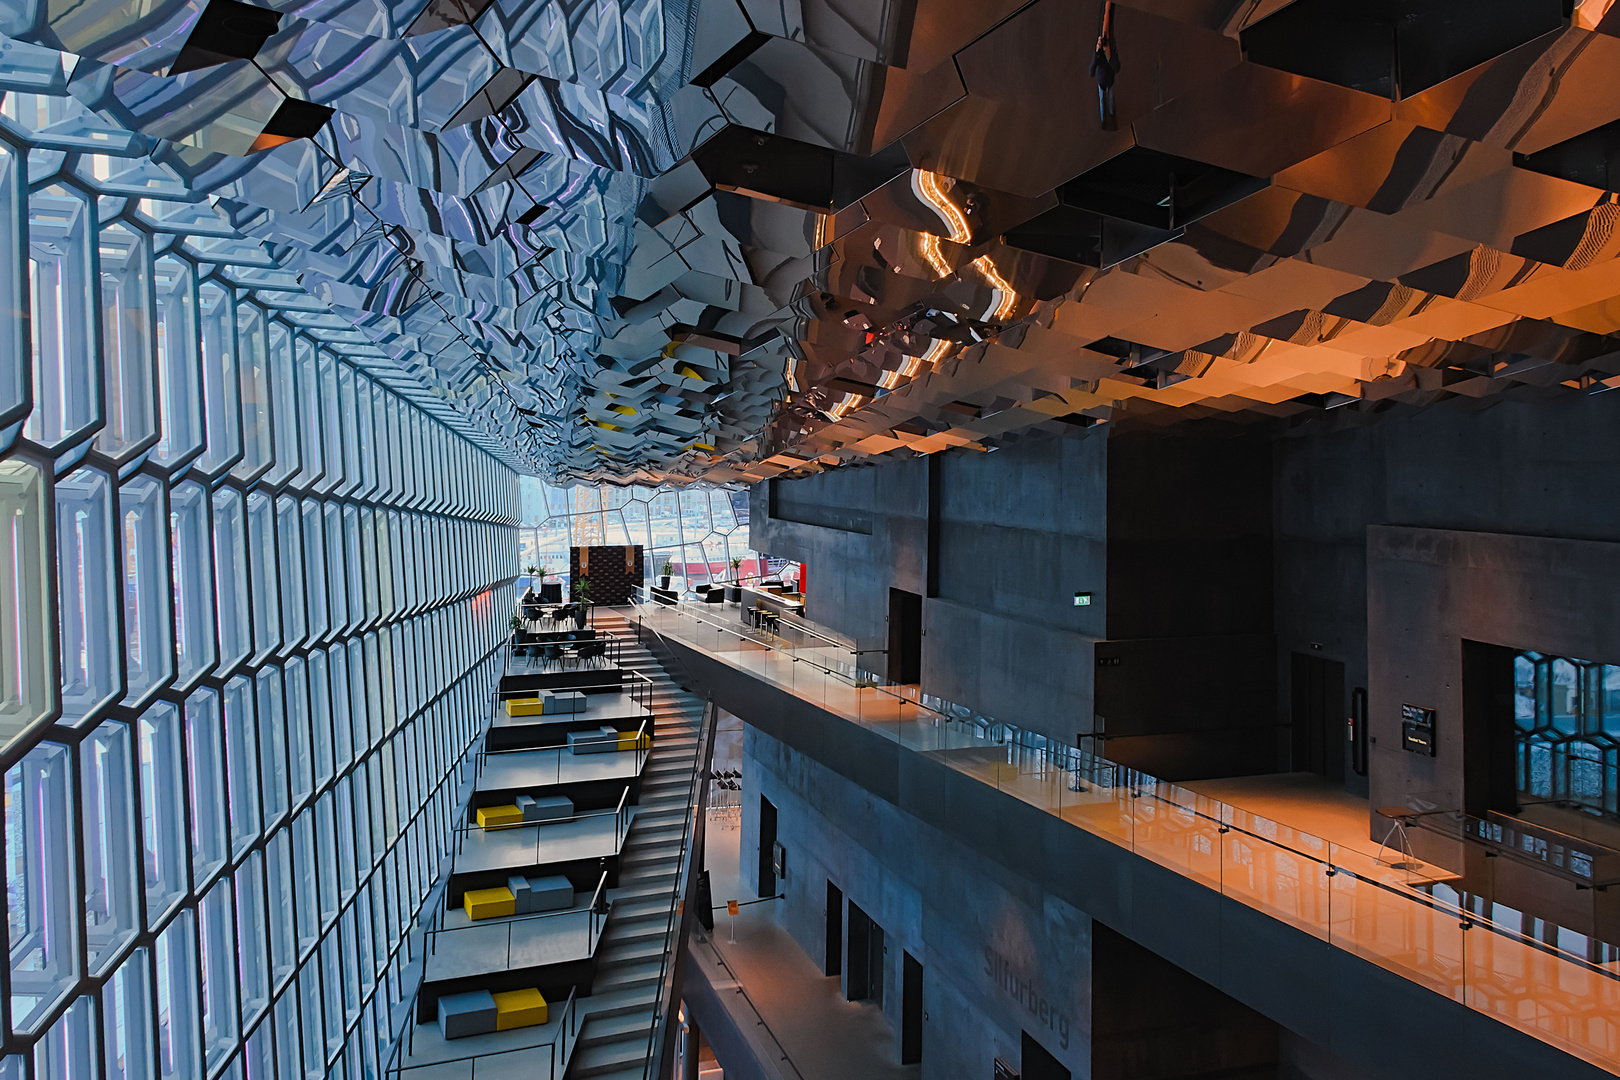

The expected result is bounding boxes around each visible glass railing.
[472,719,651,790]
[425,871,609,973]
[1406,808,1620,889]
[638,697,720,1080]
[386,986,580,1080]
[640,585,881,686]
[688,920,806,1080]
[452,784,633,861]
[630,592,1620,1074]
[490,668,657,729]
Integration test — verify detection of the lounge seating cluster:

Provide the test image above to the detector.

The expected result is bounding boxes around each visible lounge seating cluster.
[505,691,586,717]
[462,872,575,920]
[475,794,576,829]
[438,988,549,1039]
[567,726,649,754]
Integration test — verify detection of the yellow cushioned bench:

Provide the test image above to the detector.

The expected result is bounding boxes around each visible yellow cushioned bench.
[493,988,548,1030]
[464,886,515,920]
[504,697,543,716]
[618,731,650,751]
[476,804,523,829]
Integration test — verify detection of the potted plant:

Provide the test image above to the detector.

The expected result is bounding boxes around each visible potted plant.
[535,565,548,582]
[525,563,538,578]
[727,557,744,603]
[573,576,592,628]
[509,613,523,636]
[658,560,674,589]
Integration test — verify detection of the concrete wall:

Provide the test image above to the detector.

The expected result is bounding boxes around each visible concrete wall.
[1105,433,1274,641]
[667,647,1577,1080]
[753,435,1105,743]
[742,724,1092,1078]
[756,459,928,651]
[1274,390,1620,797]
[755,391,1620,794]
[1366,526,1620,864]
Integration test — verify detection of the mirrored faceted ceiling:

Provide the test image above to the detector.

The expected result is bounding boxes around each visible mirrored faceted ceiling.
[12,0,1620,483]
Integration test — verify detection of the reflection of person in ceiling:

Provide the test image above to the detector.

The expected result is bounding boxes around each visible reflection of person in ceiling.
[1090,0,1120,131]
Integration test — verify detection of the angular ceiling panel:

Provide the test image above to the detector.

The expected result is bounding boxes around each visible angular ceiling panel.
[3,1,1619,485]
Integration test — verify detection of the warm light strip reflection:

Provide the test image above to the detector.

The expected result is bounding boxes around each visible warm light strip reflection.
[913,170,969,280]
[972,255,1019,321]
[917,231,951,280]
[915,170,971,242]
[879,337,951,390]
[906,337,951,378]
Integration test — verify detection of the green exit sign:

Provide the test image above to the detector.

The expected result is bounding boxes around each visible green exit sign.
[1074,592,1092,607]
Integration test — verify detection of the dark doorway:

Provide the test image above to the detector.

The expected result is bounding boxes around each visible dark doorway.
[887,588,923,684]
[1022,1031,1069,1080]
[825,881,843,976]
[1290,653,1345,783]
[902,951,923,1064]
[758,796,777,897]
[1461,640,1519,818]
[846,901,883,1005]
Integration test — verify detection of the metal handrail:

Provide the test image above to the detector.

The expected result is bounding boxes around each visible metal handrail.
[635,592,1620,992]
[634,589,908,700]
[387,986,580,1080]
[489,670,656,734]
[638,696,719,1080]
[690,930,807,1080]
[472,717,651,788]
[425,870,610,965]
[451,782,635,862]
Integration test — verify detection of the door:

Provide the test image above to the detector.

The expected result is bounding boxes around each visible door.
[887,588,923,684]
[846,902,884,1004]
[1021,1031,1069,1080]
[846,902,871,1000]
[867,920,884,1008]
[758,795,777,897]
[1291,653,1346,783]
[825,881,843,976]
[902,951,923,1064]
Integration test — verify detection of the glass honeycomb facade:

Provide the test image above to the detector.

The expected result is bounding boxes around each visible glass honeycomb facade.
[0,45,520,1080]
[518,481,757,588]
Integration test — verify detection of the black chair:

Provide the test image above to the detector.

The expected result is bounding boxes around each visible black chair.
[575,640,607,667]
[540,643,562,669]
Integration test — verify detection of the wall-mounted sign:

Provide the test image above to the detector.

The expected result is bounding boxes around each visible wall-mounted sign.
[1401,703,1436,756]
[1073,592,1092,607]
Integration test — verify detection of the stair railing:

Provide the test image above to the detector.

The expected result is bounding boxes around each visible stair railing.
[639,697,719,1079]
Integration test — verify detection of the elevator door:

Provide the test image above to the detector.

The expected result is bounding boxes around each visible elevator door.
[1291,653,1346,783]
[846,901,883,1005]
